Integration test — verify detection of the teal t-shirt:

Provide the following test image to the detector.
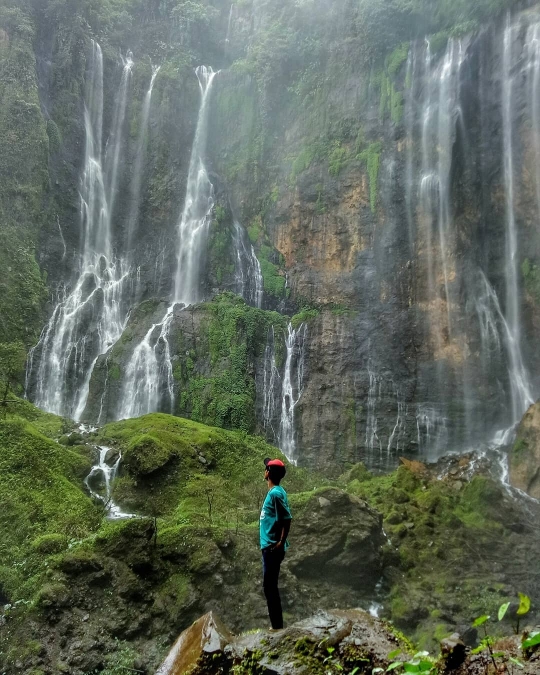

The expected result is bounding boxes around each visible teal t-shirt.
[259,485,292,550]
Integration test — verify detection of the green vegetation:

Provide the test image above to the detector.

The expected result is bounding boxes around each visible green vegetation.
[172,295,287,433]
[357,142,382,212]
[345,464,527,647]
[522,258,540,304]
[291,307,319,329]
[0,3,48,348]
[328,141,349,177]
[258,245,286,298]
[0,415,99,599]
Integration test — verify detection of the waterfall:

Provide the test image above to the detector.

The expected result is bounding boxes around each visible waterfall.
[126,65,161,253]
[233,220,263,307]
[173,66,217,305]
[85,446,133,519]
[365,367,382,456]
[225,4,234,44]
[419,39,463,336]
[278,323,307,463]
[117,309,175,420]
[502,17,534,423]
[262,326,280,439]
[405,46,417,250]
[416,405,448,458]
[117,67,217,419]
[476,272,533,428]
[29,42,132,420]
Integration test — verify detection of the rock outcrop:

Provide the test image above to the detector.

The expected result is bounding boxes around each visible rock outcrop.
[156,609,540,675]
[510,402,540,499]
[286,488,384,589]
[157,609,404,675]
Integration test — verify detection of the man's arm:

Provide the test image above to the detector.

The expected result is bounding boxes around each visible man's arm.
[273,495,292,549]
[276,519,291,547]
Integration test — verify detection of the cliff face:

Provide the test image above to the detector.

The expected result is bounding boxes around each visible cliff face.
[4,0,540,470]
[209,8,540,468]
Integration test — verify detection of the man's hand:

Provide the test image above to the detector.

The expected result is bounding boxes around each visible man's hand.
[271,540,283,551]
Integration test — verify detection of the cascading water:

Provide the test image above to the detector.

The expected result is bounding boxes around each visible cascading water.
[278,323,307,463]
[117,67,217,420]
[174,66,217,305]
[126,65,161,254]
[262,326,281,439]
[28,42,132,420]
[365,367,382,456]
[501,17,535,425]
[233,220,263,308]
[418,38,464,337]
[85,446,133,519]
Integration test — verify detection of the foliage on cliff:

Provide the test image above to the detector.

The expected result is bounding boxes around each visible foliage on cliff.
[0,2,48,350]
[172,294,287,432]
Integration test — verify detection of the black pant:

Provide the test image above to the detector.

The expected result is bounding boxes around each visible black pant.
[262,546,285,629]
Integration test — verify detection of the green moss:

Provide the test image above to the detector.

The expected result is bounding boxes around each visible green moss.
[256,246,287,299]
[109,363,121,381]
[123,433,181,475]
[512,437,529,456]
[45,118,61,153]
[522,258,540,304]
[291,308,319,329]
[291,145,317,181]
[248,217,263,244]
[0,15,49,348]
[390,86,404,124]
[328,141,349,177]
[358,142,382,212]
[31,533,68,555]
[172,295,287,431]
[0,415,100,580]
[386,42,410,77]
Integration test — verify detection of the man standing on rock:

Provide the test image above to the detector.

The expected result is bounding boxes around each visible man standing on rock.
[260,457,292,630]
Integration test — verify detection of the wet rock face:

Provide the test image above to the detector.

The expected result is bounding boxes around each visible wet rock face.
[209,13,540,469]
[510,402,540,498]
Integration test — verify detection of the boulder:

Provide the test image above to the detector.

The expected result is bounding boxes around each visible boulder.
[155,611,233,675]
[286,488,384,589]
[159,608,401,675]
[509,402,540,499]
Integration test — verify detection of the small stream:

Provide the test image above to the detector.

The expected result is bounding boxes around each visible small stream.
[84,445,136,519]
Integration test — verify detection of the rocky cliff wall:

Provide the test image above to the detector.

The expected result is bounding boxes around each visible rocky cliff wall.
[5,0,540,471]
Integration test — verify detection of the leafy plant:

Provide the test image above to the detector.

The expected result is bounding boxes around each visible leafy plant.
[471,594,531,673]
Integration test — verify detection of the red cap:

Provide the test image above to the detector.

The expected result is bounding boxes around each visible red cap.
[264,458,285,468]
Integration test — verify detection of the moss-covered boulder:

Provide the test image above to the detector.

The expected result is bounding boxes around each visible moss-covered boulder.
[510,402,540,499]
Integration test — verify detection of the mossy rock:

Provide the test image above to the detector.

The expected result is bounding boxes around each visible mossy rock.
[31,533,68,555]
[123,433,182,475]
[33,582,69,609]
